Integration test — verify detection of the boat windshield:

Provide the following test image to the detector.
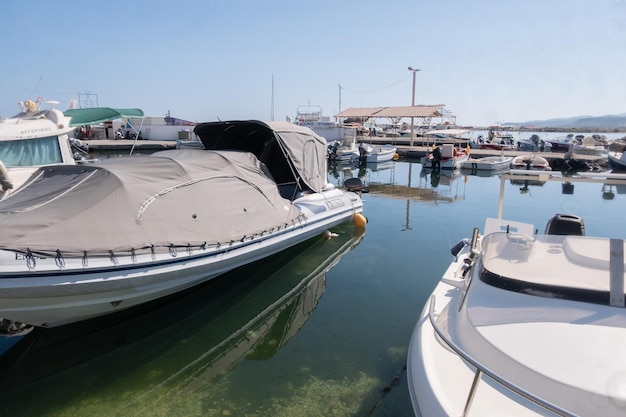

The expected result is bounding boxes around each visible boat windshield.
[0,136,64,167]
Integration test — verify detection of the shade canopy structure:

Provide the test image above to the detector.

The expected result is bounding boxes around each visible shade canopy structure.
[64,108,145,126]
[425,129,470,136]
[335,105,444,119]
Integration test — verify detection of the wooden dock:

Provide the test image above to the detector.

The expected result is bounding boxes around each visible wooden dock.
[83,137,607,166]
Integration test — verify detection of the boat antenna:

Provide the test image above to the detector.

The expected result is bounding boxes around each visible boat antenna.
[271,73,275,121]
[28,77,43,100]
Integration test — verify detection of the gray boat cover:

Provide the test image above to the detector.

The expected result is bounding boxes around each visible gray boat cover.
[194,120,327,193]
[0,149,305,256]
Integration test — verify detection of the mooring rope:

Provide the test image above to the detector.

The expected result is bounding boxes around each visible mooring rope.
[362,364,407,417]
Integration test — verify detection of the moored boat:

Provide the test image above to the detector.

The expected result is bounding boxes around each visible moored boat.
[0,99,90,199]
[510,154,552,171]
[358,143,398,163]
[573,135,607,156]
[608,150,626,171]
[327,134,360,163]
[547,133,579,152]
[408,170,626,417]
[293,105,356,141]
[0,222,363,396]
[517,134,551,152]
[425,143,470,170]
[0,120,364,328]
[460,155,513,171]
[478,130,516,151]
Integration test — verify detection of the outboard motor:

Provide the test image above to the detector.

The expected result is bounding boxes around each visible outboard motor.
[327,142,339,160]
[544,213,585,236]
[343,177,364,192]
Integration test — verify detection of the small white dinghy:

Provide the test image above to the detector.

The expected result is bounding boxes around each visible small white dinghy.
[460,155,513,171]
[358,143,397,163]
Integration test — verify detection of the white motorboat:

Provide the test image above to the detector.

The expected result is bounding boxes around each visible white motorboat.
[408,170,626,417]
[327,134,360,163]
[572,135,607,156]
[358,143,398,163]
[460,155,513,171]
[478,130,516,151]
[510,154,552,171]
[547,133,578,152]
[293,104,356,142]
[0,222,363,395]
[517,134,551,152]
[0,99,88,199]
[0,120,365,328]
[425,143,470,170]
[608,150,626,171]
[0,101,147,200]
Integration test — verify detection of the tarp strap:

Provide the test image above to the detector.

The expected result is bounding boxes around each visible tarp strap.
[610,238,625,307]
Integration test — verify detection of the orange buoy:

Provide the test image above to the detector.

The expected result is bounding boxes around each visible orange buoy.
[353,212,367,228]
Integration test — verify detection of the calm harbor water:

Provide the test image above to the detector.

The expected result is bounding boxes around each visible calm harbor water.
[1,159,625,417]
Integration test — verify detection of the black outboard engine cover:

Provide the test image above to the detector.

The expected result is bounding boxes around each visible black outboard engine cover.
[544,213,585,236]
[343,177,364,192]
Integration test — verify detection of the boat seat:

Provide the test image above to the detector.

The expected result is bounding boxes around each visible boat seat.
[277,183,312,201]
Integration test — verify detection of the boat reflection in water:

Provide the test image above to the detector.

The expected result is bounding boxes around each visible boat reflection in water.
[0,223,364,417]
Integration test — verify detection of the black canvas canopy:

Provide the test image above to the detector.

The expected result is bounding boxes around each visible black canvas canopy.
[194,120,327,193]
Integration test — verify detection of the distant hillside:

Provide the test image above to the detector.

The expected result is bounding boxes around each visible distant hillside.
[505,113,626,129]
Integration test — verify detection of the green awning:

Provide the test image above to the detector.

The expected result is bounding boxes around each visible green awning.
[64,108,144,126]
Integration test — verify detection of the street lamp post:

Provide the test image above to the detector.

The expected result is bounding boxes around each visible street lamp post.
[408,67,420,147]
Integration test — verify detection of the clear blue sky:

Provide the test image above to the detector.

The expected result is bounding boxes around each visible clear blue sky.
[1,0,624,127]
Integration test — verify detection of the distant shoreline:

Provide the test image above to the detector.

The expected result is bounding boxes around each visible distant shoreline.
[464,126,626,133]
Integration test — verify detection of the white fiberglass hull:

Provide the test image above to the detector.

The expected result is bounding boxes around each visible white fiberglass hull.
[608,151,626,171]
[408,221,626,416]
[425,154,469,170]
[511,155,551,171]
[365,145,397,163]
[0,189,363,328]
[408,251,566,416]
[461,156,513,171]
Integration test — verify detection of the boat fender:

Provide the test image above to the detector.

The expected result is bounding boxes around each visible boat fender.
[322,230,339,239]
[450,238,469,257]
[0,161,13,191]
[353,212,367,228]
[393,153,399,161]
[352,227,366,238]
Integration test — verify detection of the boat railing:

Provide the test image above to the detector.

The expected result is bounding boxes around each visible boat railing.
[428,295,576,417]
